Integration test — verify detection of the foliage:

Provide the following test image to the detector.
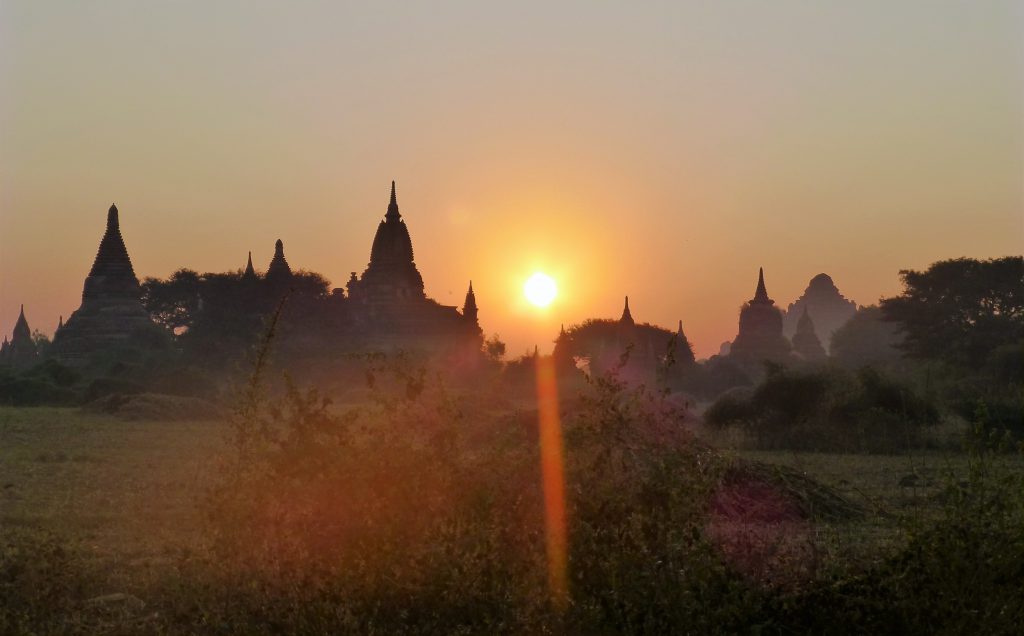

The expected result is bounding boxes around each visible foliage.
[880,256,1024,368]
[705,366,940,452]
[831,305,904,368]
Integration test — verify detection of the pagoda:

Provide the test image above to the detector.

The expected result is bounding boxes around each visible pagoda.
[791,306,827,362]
[783,273,857,352]
[52,204,163,365]
[345,182,480,348]
[729,267,791,363]
[1,305,38,369]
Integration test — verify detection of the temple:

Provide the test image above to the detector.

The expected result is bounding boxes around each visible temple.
[783,274,857,352]
[0,305,38,369]
[266,239,293,284]
[52,204,164,365]
[729,267,791,363]
[345,182,480,348]
[791,307,827,362]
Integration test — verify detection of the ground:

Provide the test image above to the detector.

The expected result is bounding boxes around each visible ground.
[1,405,1020,633]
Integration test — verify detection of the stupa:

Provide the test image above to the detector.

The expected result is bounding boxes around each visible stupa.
[52,204,163,365]
[784,273,857,352]
[1,305,38,369]
[791,306,827,362]
[729,267,791,363]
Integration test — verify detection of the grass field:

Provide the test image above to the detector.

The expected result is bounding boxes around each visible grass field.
[1,405,1021,633]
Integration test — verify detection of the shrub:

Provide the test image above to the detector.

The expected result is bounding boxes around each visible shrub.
[705,366,940,452]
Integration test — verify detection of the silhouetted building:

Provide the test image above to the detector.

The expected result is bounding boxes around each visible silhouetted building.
[674,320,696,365]
[1,305,38,369]
[791,306,827,362]
[783,273,857,352]
[52,204,164,365]
[462,281,479,326]
[266,239,293,284]
[729,267,791,363]
[345,182,481,349]
[555,296,694,383]
[242,251,258,281]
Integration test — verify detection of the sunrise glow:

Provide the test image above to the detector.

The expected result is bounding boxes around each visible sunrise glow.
[524,273,558,308]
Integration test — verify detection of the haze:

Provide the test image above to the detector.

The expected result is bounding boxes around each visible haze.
[2,0,1021,357]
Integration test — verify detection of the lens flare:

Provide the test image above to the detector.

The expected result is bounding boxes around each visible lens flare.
[535,354,568,609]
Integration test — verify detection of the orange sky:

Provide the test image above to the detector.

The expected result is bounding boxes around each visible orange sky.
[2,1,1022,358]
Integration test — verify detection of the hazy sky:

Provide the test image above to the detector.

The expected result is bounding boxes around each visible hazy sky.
[2,1,1021,357]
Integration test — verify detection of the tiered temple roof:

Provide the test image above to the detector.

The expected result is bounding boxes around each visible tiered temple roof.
[1,305,38,368]
[266,240,292,282]
[52,204,163,365]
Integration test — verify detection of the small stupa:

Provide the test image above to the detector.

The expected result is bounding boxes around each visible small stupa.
[791,306,827,362]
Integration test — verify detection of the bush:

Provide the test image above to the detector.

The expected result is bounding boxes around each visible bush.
[705,366,940,452]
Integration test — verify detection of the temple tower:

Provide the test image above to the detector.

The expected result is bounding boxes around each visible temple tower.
[242,251,258,281]
[792,306,827,361]
[3,305,38,368]
[265,239,292,283]
[462,281,479,325]
[619,296,634,326]
[52,204,163,365]
[349,181,426,306]
[730,267,791,363]
[784,273,857,352]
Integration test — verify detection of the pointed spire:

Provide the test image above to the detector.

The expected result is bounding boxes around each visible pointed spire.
[752,267,773,304]
[266,239,292,280]
[386,180,401,220]
[58,315,64,330]
[242,251,257,280]
[87,202,136,283]
[678,319,684,334]
[463,280,479,324]
[620,295,634,326]
[12,305,32,343]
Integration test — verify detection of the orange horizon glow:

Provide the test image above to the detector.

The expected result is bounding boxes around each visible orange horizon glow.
[1,3,1021,356]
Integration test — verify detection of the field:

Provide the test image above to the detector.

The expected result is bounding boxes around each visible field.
[1,404,1021,634]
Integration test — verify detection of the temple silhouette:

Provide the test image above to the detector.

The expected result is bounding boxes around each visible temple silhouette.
[17,183,482,368]
[728,267,791,363]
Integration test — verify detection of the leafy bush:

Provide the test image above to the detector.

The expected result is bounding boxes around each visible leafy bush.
[705,366,940,452]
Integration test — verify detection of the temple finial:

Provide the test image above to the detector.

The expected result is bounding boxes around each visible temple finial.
[386,180,401,219]
[243,250,257,280]
[753,267,772,304]
[620,295,634,325]
[107,204,119,231]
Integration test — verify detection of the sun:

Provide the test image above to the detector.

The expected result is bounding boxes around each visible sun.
[524,272,557,307]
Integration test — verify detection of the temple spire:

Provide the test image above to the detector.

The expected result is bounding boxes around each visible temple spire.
[620,295,634,326]
[266,239,292,281]
[752,267,773,304]
[462,280,479,324]
[242,251,257,280]
[386,180,401,220]
[107,204,119,231]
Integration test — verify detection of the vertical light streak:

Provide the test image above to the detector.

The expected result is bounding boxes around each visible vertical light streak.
[535,354,568,609]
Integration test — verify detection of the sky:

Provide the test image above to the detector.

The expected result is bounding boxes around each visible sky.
[1,1,1021,358]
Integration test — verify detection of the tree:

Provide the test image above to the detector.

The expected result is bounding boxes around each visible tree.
[880,257,1023,368]
[830,305,903,368]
